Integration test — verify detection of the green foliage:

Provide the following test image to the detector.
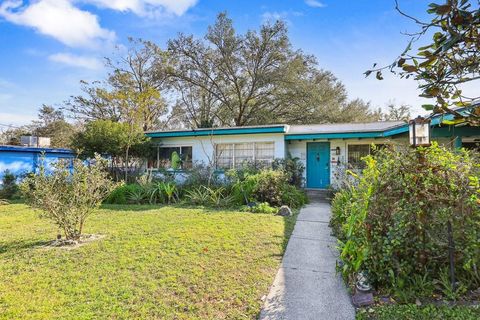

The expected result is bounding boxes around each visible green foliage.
[281,184,308,208]
[243,202,277,214]
[171,151,182,170]
[367,0,480,125]
[20,155,117,240]
[0,171,19,200]
[72,120,149,159]
[229,168,307,208]
[332,143,480,300]
[104,184,142,205]
[357,304,480,320]
[272,155,305,188]
[184,186,234,208]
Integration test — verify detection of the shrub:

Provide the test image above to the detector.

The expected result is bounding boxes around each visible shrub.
[229,168,307,208]
[171,151,181,170]
[183,163,221,189]
[0,170,19,200]
[184,186,234,208]
[281,184,308,208]
[248,170,288,206]
[104,184,144,204]
[272,155,305,188]
[332,143,480,300]
[21,155,117,240]
[242,202,277,214]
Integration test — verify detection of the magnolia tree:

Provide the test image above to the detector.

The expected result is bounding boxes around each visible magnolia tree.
[21,155,117,241]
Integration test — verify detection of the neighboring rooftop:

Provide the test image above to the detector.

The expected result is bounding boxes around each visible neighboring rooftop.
[0,145,73,154]
[286,121,406,135]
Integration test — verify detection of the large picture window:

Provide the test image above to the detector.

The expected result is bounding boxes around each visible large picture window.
[347,144,384,169]
[148,146,193,170]
[216,142,275,169]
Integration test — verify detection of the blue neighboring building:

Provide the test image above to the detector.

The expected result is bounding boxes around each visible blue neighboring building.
[0,146,75,183]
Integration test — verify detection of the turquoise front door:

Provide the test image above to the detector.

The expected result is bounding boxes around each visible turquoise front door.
[307,142,330,188]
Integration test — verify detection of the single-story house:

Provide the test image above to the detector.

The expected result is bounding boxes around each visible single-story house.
[146,113,480,189]
[0,146,74,184]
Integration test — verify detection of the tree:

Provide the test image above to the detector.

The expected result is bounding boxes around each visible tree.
[167,13,379,127]
[366,0,480,125]
[32,105,75,148]
[66,39,169,131]
[71,120,150,181]
[382,103,411,121]
[20,155,117,242]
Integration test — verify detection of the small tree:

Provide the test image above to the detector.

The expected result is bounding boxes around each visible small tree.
[0,170,19,200]
[20,155,117,241]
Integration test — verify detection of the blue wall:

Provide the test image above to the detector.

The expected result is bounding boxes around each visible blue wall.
[0,146,74,183]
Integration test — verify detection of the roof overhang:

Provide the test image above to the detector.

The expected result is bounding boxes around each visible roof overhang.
[146,125,287,138]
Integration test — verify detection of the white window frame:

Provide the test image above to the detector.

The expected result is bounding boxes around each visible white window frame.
[215,141,275,169]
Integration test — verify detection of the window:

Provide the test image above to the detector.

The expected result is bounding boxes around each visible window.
[216,142,275,169]
[347,144,385,169]
[148,146,192,170]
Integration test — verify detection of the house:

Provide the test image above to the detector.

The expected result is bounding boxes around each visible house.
[0,146,74,183]
[145,113,480,189]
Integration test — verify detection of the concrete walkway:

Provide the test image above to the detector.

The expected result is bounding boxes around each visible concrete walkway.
[260,198,355,320]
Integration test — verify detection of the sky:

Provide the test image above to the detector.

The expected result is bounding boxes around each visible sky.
[0,0,442,127]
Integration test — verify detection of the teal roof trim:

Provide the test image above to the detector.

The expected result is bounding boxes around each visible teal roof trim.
[146,126,286,138]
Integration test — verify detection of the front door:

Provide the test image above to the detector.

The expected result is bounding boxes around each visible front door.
[307,142,330,189]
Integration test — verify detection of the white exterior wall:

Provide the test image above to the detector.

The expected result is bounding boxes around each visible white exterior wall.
[153,133,286,166]
[287,137,409,189]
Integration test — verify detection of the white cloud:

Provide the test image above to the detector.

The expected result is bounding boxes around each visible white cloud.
[0,161,32,174]
[0,0,115,48]
[49,53,103,70]
[305,0,326,8]
[261,11,303,24]
[82,0,198,16]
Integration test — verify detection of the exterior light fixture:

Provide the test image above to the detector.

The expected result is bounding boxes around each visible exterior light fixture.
[409,116,431,147]
[335,146,341,155]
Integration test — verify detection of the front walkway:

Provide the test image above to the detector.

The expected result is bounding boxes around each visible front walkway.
[260,197,355,319]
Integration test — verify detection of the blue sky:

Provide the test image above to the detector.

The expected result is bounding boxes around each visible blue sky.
[0,0,436,126]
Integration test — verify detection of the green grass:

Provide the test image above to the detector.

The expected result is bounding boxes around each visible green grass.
[0,204,296,319]
[357,304,480,320]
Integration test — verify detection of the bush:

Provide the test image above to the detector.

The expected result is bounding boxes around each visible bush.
[244,169,289,207]
[184,186,235,208]
[104,184,143,204]
[281,184,308,208]
[229,168,307,208]
[21,155,117,240]
[332,143,480,300]
[0,170,19,200]
[272,155,305,188]
[242,202,277,214]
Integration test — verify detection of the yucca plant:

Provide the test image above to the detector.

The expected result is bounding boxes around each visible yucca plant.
[162,182,178,204]
[149,182,166,204]
[184,187,210,205]
[127,187,147,204]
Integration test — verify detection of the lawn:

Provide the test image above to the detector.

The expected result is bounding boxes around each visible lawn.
[0,204,296,319]
[357,304,480,320]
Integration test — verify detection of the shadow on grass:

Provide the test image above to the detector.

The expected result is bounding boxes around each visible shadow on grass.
[99,203,246,214]
[0,239,51,255]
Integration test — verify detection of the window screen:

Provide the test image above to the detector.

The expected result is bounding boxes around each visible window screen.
[216,142,275,169]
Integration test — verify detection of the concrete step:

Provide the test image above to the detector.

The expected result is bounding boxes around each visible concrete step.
[305,189,331,203]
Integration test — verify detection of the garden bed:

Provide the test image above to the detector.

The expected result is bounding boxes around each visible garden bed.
[0,204,296,319]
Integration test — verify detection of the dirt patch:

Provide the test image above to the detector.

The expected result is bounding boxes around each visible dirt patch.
[38,234,106,250]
